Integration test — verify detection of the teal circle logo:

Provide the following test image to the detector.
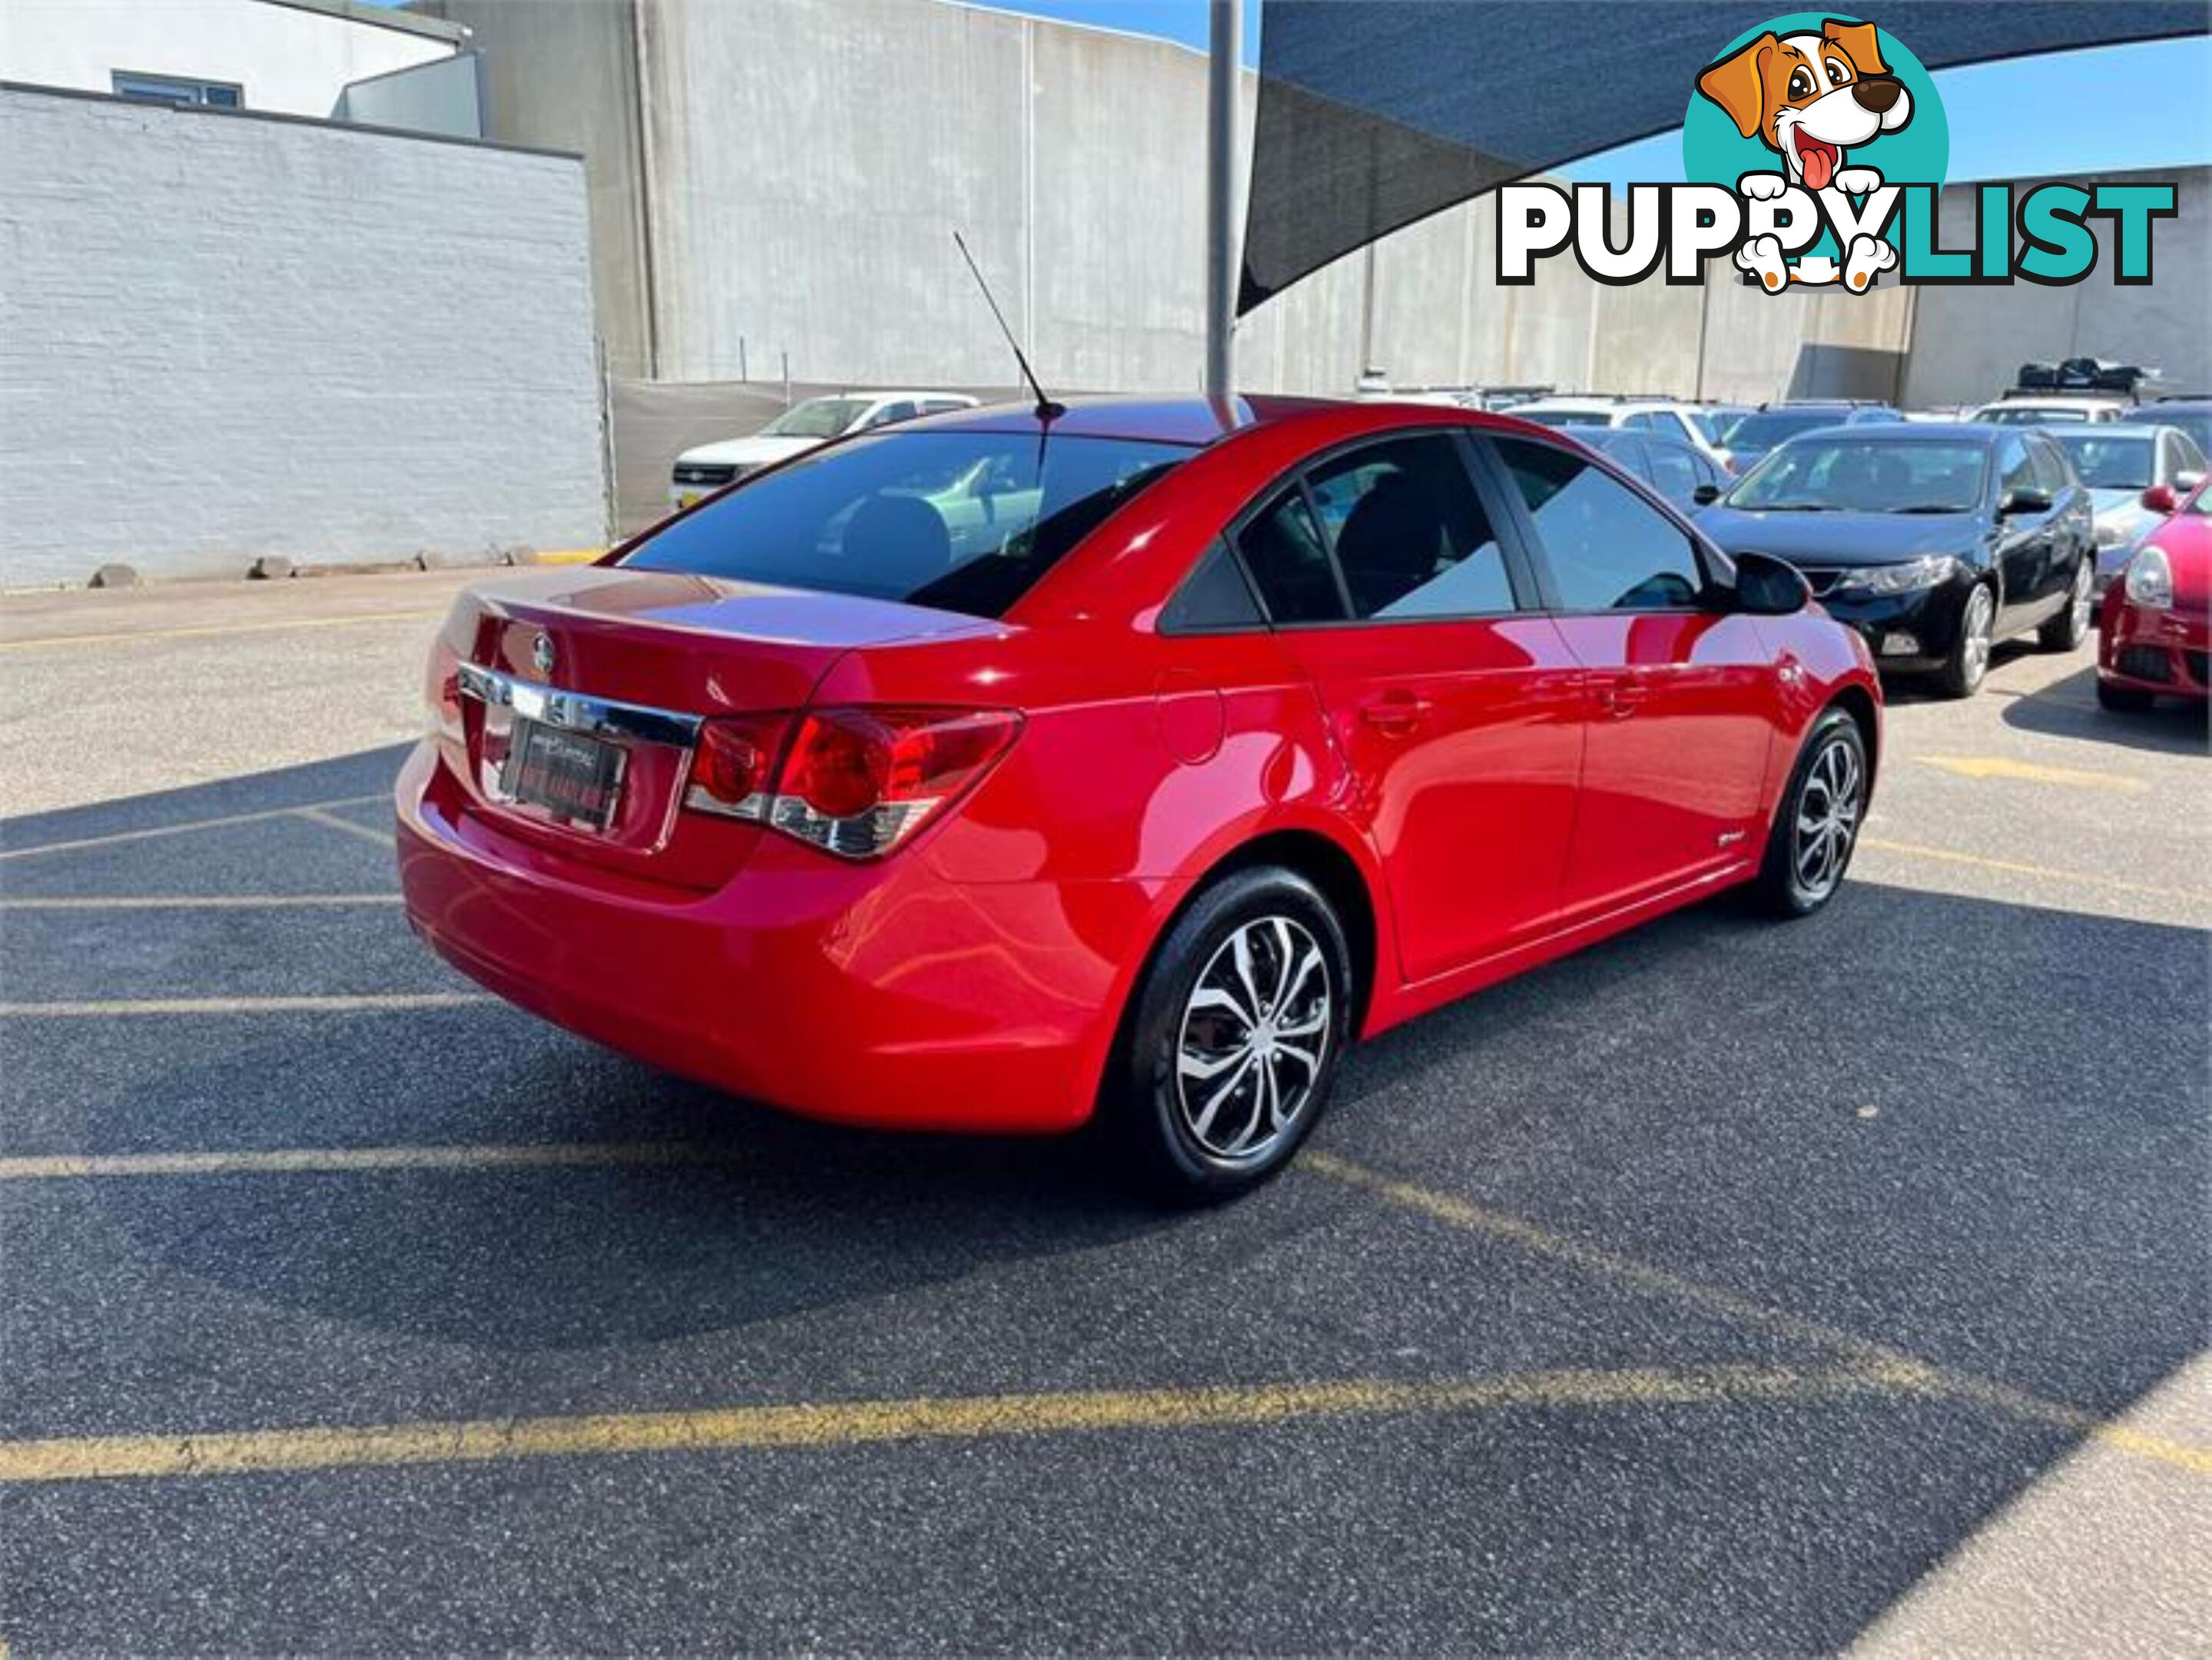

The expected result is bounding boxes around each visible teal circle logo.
[1686,13,1946,279]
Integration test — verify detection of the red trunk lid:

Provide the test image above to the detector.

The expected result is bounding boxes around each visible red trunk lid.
[431,567,1003,889]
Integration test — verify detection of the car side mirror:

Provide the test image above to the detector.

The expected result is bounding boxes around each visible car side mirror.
[1692,483,1723,506]
[2141,483,2179,516]
[1730,550,1812,616]
[2000,485,2051,516]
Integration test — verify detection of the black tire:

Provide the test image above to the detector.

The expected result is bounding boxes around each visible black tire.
[2097,676,2154,713]
[1751,709,1868,918]
[1105,866,1355,1203]
[2038,555,2094,652]
[1936,581,1997,699]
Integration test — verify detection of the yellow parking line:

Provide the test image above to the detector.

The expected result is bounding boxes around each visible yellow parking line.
[0,1141,721,1182]
[1858,838,2212,906]
[0,1362,1895,1485]
[0,795,388,861]
[0,894,400,911]
[1913,755,2151,793]
[1300,1152,2212,1476]
[0,994,490,1018]
[293,805,391,848]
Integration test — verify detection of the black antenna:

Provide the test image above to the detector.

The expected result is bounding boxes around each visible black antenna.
[954,231,1063,422]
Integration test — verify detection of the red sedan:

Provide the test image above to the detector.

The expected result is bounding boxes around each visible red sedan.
[398,397,1881,1198]
[2098,476,2210,711]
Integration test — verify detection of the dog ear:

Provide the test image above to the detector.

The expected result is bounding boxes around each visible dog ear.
[1822,18,1889,77]
[1696,32,1777,141]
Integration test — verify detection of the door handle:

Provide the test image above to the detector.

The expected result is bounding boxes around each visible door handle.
[1359,690,1431,735]
[1597,675,1647,719]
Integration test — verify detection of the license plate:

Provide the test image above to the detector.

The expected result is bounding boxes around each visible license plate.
[500,718,625,830]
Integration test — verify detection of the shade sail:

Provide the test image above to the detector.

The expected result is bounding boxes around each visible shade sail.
[1240,1,2209,314]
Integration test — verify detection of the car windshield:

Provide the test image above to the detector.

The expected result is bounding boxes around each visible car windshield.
[2053,433,2154,490]
[1686,410,1739,443]
[1728,439,1988,513]
[1720,410,1848,450]
[622,431,1189,618]
[2156,408,2212,456]
[1522,409,1613,428]
[761,397,872,439]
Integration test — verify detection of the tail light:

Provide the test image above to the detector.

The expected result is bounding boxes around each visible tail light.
[683,706,1020,859]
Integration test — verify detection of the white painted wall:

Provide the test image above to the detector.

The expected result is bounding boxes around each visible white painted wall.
[0,86,605,585]
[0,0,457,118]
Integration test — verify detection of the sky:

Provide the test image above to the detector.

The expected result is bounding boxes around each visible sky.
[968,1,2212,184]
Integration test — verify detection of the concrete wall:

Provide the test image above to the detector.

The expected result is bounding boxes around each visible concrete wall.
[0,87,605,586]
[0,0,460,118]
[1903,168,2211,408]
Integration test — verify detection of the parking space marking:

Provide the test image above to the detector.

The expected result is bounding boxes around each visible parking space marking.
[1912,755,2151,793]
[0,994,491,1018]
[0,894,400,911]
[1299,1152,2212,1477]
[0,795,390,861]
[0,1361,1900,1485]
[0,1141,722,1182]
[1857,838,2212,906]
[0,610,444,652]
[292,805,396,848]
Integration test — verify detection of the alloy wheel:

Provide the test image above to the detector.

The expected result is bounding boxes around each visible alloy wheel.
[1959,585,1995,689]
[1793,735,1863,901]
[1175,915,1332,1164]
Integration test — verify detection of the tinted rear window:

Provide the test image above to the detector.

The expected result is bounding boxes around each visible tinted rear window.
[623,432,1189,619]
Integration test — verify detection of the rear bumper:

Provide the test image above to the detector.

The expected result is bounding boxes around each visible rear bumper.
[395,742,1160,1133]
[2098,600,2210,700]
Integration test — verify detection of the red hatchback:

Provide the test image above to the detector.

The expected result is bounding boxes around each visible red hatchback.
[399,397,1881,1198]
[2098,476,2210,711]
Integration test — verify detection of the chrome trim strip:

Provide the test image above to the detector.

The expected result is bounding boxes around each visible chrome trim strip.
[456,662,701,747]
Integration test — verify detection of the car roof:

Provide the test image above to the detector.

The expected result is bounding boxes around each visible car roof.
[1781,421,1995,442]
[2045,422,2170,437]
[911,393,1355,447]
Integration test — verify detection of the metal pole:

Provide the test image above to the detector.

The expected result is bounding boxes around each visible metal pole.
[1204,0,1242,404]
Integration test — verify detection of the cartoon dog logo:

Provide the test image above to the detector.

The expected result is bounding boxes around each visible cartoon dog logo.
[1696,18,1912,291]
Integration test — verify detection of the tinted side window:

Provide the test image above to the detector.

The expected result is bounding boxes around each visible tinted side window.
[1305,435,1516,619]
[1646,441,1699,505]
[1494,438,1706,612]
[1998,438,2037,497]
[1162,540,1264,631]
[1239,487,1347,622]
[2028,437,2071,495]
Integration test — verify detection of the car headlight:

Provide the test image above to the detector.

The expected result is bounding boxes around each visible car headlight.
[2124,546,2174,609]
[1832,554,1958,596]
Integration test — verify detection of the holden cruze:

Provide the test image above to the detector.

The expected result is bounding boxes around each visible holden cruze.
[398,397,1881,1200]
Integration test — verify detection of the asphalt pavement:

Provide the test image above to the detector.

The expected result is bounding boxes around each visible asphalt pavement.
[1,572,2206,1652]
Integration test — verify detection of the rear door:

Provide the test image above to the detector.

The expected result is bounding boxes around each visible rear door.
[1992,435,2058,623]
[1233,431,1586,984]
[1483,433,1778,921]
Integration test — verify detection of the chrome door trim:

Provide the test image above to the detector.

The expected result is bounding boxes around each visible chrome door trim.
[456,662,701,748]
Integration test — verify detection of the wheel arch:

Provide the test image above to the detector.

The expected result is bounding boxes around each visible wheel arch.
[1826,682,1881,794]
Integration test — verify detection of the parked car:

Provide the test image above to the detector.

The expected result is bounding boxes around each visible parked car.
[2042,424,2208,594]
[2098,476,2209,711]
[1578,427,1729,510]
[1697,423,2096,697]
[1972,394,2131,427]
[1717,401,1902,471]
[1511,396,1733,471]
[669,391,980,511]
[400,397,1880,1200]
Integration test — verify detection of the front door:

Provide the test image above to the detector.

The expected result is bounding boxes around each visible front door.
[1233,433,1585,984]
[1483,434,1779,921]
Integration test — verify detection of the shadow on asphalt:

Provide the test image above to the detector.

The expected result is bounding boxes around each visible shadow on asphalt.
[1995,662,2211,755]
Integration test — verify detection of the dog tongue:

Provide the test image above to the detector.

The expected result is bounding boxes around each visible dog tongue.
[1801,140,1836,191]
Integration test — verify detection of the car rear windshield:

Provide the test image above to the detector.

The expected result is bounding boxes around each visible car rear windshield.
[1721,410,1849,450]
[621,431,1190,618]
[1524,410,1613,427]
[2052,433,2152,490]
[1729,439,1989,513]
